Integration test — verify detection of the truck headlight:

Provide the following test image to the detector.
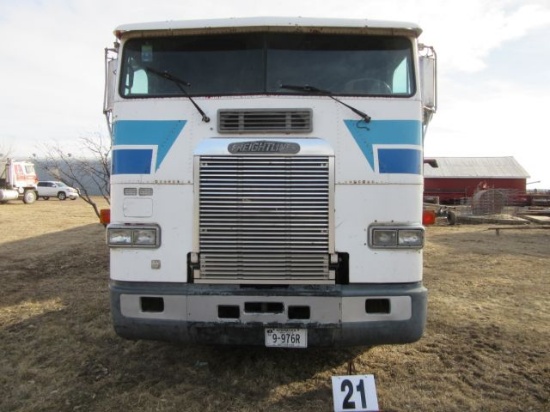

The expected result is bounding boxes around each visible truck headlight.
[370,227,424,249]
[398,229,424,248]
[372,229,398,247]
[107,224,160,248]
[134,228,158,246]
[108,228,133,245]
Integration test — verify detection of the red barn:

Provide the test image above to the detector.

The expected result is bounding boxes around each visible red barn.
[424,156,530,205]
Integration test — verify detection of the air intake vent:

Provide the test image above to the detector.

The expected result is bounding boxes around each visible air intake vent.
[218,109,312,133]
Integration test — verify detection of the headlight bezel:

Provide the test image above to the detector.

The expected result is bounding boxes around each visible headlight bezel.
[107,224,161,248]
[369,226,424,249]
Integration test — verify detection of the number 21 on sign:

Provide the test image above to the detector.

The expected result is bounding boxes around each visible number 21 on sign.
[331,375,379,412]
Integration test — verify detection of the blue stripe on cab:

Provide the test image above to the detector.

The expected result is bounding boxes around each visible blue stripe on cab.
[344,120,422,174]
[112,149,153,174]
[112,120,186,172]
[378,148,422,174]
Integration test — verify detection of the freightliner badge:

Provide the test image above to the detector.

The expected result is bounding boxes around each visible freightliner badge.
[228,141,300,154]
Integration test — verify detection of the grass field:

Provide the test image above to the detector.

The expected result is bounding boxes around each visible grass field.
[1,198,548,411]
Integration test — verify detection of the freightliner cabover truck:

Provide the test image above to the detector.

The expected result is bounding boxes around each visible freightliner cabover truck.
[103,17,437,348]
[0,158,38,204]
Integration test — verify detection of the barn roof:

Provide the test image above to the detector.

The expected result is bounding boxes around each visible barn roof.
[424,156,530,179]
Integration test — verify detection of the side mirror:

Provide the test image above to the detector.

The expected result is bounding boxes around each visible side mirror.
[103,48,118,114]
[419,45,437,114]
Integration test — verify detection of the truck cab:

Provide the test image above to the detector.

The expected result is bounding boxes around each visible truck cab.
[0,159,38,204]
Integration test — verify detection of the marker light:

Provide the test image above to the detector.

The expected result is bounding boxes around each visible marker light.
[422,209,436,225]
[99,208,111,226]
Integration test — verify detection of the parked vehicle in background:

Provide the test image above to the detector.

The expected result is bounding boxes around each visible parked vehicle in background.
[0,158,38,204]
[37,181,80,200]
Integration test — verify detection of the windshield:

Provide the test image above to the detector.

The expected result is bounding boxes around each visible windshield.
[120,33,415,97]
[24,164,35,175]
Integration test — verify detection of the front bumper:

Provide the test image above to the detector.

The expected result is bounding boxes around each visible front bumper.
[109,281,427,347]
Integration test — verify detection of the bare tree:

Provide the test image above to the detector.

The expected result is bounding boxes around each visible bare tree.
[0,143,14,161]
[36,132,111,218]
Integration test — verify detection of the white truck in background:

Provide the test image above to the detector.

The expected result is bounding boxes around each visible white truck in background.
[103,17,437,348]
[0,158,38,204]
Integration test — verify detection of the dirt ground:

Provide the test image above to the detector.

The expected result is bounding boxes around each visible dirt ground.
[1,198,548,412]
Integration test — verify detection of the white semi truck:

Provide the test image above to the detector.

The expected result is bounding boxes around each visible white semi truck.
[0,158,38,204]
[103,17,437,347]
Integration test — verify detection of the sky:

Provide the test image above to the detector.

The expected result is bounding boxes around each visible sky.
[1,0,549,188]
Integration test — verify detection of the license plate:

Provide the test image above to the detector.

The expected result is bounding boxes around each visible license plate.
[265,328,307,348]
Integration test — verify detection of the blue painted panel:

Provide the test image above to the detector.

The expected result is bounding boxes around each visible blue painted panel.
[112,149,153,175]
[378,148,422,174]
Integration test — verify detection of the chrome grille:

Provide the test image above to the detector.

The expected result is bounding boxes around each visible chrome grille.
[218,109,312,133]
[197,155,332,282]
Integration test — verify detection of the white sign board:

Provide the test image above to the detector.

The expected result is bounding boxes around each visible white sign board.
[331,375,379,412]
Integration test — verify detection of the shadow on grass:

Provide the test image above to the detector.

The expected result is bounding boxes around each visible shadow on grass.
[0,224,370,411]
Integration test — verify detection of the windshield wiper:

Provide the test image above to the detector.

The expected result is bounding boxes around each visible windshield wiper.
[280,84,371,123]
[144,66,210,123]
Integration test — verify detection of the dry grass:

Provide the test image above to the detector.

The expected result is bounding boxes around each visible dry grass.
[1,199,548,411]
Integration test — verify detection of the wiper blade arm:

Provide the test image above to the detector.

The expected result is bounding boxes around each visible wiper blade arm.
[280,84,322,93]
[280,84,371,123]
[144,66,191,87]
[144,66,210,123]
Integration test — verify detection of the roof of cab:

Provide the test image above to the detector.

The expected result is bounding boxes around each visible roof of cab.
[114,16,422,39]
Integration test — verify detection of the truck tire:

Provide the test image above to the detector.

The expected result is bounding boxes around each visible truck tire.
[58,192,67,201]
[42,196,50,200]
[23,190,37,204]
[447,210,457,226]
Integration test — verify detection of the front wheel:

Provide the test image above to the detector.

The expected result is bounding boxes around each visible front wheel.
[23,190,37,204]
[57,192,67,201]
[447,211,457,226]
